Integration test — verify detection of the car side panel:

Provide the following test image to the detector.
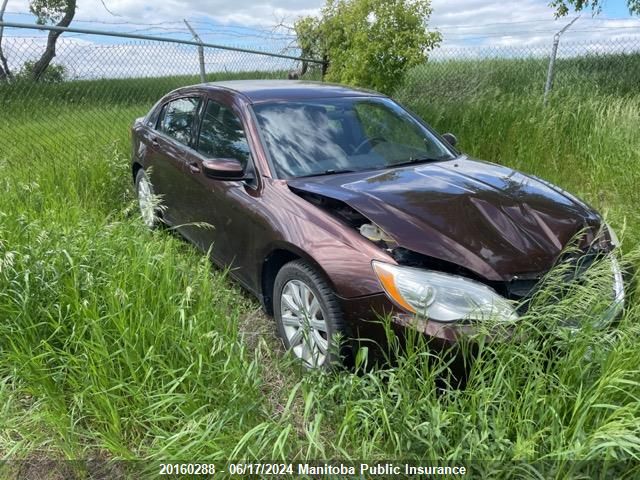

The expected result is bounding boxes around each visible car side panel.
[132,123,184,225]
[150,134,194,225]
[133,86,389,302]
[253,180,391,299]
[174,91,266,286]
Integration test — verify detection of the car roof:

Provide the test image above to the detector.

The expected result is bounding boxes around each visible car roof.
[198,80,384,103]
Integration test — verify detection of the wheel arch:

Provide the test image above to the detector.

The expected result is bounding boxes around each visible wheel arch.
[260,245,338,315]
[132,161,144,183]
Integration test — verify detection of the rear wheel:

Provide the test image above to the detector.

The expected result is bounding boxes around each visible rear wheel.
[273,260,348,368]
[135,168,158,229]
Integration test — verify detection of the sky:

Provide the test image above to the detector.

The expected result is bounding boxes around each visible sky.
[1,0,640,77]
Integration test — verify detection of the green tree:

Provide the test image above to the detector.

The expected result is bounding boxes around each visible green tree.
[17,60,67,83]
[551,0,640,17]
[295,0,440,94]
[28,0,77,81]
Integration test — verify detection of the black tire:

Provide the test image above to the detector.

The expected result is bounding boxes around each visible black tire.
[135,168,159,229]
[273,260,349,369]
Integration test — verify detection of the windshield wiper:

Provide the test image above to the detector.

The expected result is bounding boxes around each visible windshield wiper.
[389,157,444,168]
[297,169,357,178]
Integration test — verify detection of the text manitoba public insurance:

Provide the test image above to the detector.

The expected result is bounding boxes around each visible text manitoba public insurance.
[298,463,467,476]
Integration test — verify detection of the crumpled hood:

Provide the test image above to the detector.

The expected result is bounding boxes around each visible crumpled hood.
[288,157,603,281]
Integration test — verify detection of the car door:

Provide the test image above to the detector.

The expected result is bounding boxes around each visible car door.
[178,95,260,288]
[145,96,201,225]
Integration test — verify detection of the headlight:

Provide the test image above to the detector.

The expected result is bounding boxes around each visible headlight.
[372,261,518,323]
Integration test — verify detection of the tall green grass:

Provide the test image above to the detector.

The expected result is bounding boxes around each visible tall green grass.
[0,56,639,478]
[401,52,640,100]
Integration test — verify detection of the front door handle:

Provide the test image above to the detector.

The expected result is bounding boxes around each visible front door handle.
[188,162,201,174]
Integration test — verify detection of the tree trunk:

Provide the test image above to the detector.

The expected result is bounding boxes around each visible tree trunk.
[0,0,12,81]
[30,0,76,82]
[287,61,308,80]
[0,53,9,81]
[321,54,329,79]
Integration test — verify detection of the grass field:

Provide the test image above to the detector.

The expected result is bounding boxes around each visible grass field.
[1,57,639,478]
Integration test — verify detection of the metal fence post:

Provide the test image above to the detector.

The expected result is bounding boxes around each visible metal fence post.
[0,0,12,81]
[544,16,580,105]
[184,19,206,83]
[544,34,560,104]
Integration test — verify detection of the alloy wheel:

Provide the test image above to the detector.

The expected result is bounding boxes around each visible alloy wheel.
[280,279,330,368]
[137,173,156,228]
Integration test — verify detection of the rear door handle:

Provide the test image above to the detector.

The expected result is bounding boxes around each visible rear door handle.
[151,137,159,147]
[188,162,201,174]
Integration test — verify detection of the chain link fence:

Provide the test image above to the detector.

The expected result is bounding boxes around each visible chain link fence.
[398,38,640,102]
[1,37,315,81]
[1,22,639,163]
[0,34,322,107]
[0,23,323,161]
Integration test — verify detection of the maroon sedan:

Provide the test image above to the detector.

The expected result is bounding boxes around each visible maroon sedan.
[131,80,624,368]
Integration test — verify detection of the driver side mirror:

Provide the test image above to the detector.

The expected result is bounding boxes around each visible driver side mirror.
[442,133,458,148]
[202,158,251,181]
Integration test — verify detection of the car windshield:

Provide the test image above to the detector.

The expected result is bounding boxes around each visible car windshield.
[252,97,455,179]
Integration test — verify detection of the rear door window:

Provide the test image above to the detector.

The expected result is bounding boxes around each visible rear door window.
[158,97,200,146]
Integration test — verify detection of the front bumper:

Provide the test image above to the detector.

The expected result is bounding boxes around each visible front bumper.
[337,253,626,346]
[337,293,475,347]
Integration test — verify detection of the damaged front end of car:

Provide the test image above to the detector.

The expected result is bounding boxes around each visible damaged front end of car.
[289,185,625,341]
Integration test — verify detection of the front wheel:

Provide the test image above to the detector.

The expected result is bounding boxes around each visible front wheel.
[273,260,349,369]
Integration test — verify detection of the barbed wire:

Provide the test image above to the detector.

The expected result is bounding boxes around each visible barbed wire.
[3,11,292,32]
[434,16,640,30]
[441,26,640,39]
[5,9,640,36]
